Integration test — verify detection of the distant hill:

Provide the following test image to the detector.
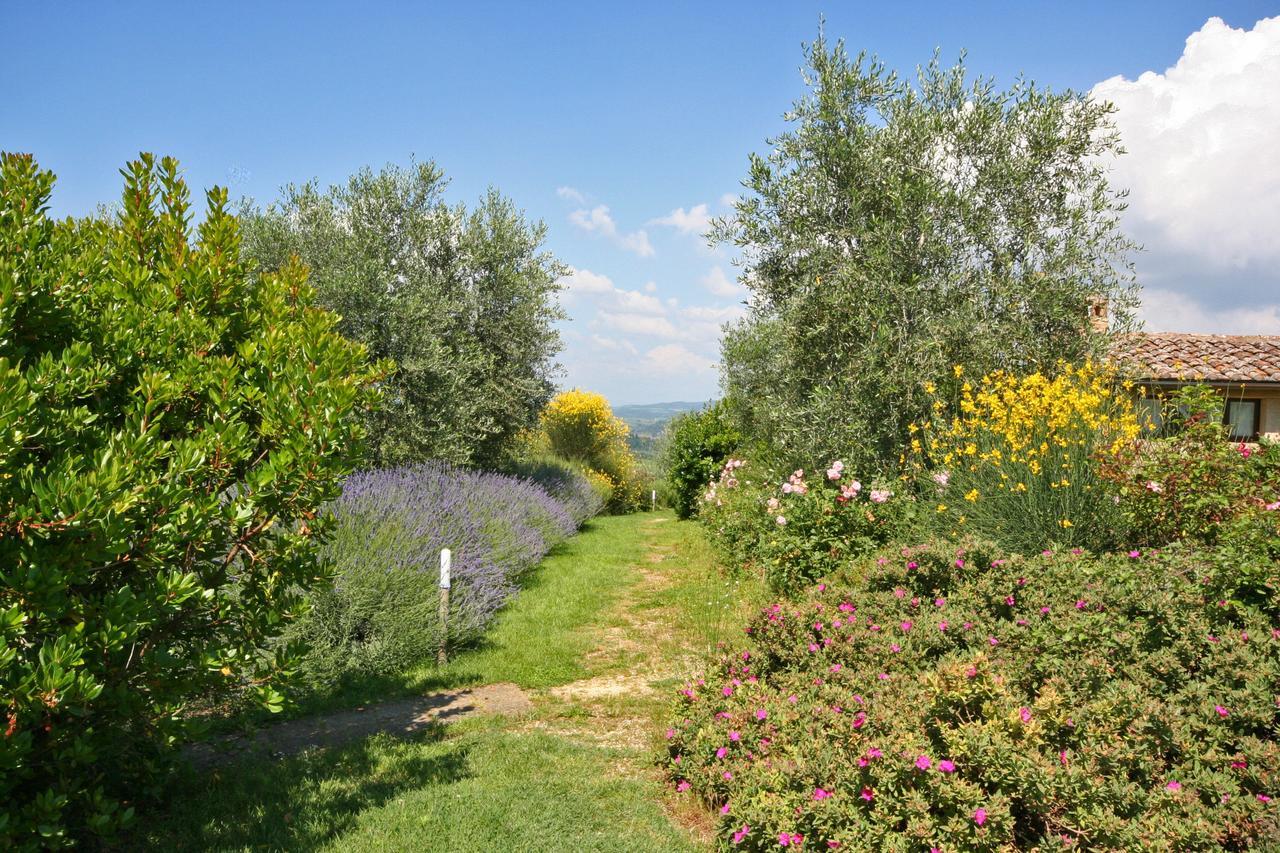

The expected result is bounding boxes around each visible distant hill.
[613,401,708,460]
[613,401,708,430]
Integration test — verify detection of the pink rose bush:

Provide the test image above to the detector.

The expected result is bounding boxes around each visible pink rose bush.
[701,459,910,593]
[663,540,1280,850]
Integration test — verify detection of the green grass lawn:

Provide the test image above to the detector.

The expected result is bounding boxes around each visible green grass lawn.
[135,511,761,851]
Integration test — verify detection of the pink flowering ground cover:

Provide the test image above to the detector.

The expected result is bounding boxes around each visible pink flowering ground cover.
[663,540,1279,850]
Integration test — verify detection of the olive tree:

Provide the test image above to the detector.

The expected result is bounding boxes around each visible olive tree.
[240,162,565,469]
[714,34,1139,472]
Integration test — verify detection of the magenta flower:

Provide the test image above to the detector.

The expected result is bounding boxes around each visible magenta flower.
[893,587,906,598]
[973,808,987,826]
[955,558,965,568]
[901,620,913,632]
[1215,705,1229,717]
[755,708,767,720]
[938,759,955,773]
[676,780,690,792]
[890,643,901,653]
[1019,707,1032,723]
[733,824,751,844]
[1004,595,1016,605]
[939,621,949,631]
[860,787,874,802]
[935,597,945,607]
[723,771,733,780]
[1128,549,1141,558]
[1166,781,1182,791]
[852,712,866,729]
[723,686,734,697]
[907,561,919,570]
[1259,794,1272,803]
[720,802,731,815]
[812,787,832,800]
[867,747,883,759]
[988,636,1000,646]
[729,730,741,742]
[915,755,932,771]
[665,728,675,739]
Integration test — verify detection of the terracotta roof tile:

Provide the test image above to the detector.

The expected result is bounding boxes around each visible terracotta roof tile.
[1110,333,1280,384]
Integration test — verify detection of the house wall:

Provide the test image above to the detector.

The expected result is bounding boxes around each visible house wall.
[1223,385,1280,441]
[1262,395,1280,440]
[1135,382,1280,441]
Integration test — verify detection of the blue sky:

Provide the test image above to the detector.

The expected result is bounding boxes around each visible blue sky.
[5,2,1279,404]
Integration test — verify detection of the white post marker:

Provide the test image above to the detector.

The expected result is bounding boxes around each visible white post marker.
[438,548,452,666]
[651,489,656,511]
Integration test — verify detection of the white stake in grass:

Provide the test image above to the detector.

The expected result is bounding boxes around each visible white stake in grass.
[651,489,656,511]
[438,548,452,666]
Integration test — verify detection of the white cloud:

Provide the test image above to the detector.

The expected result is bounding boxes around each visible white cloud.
[612,288,666,315]
[641,343,716,376]
[1140,288,1280,333]
[649,203,712,238]
[719,193,739,208]
[597,311,680,338]
[701,266,745,298]
[556,186,586,204]
[644,281,657,293]
[568,205,655,257]
[1091,16,1280,329]
[590,333,639,356]
[557,266,615,295]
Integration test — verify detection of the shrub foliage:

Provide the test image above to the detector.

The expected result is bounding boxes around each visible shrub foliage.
[913,362,1139,552]
[538,389,647,513]
[0,153,382,847]
[294,461,598,690]
[663,402,741,520]
[664,541,1280,850]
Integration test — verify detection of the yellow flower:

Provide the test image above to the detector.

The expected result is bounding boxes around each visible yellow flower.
[1060,519,1073,528]
[964,489,979,502]
[953,364,964,378]
[936,503,948,513]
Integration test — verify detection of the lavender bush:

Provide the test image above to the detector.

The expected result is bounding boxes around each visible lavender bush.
[291,461,601,691]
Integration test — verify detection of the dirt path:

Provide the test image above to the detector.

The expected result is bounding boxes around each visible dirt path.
[186,682,533,768]
[194,514,695,768]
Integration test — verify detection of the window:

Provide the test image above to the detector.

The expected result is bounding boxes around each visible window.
[1224,399,1260,441]
[1136,397,1164,434]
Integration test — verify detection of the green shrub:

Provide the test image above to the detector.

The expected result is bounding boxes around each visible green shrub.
[911,362,1137,553]
[663,541,1280,850]
[663,402,740,519]
[1104,385,1280,545]
[538,389,648,513]
[701,459,909,594]
[0,153,382,848]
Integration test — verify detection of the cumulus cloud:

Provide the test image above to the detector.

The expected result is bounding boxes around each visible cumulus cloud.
[1139,288,1280,334]
[557,266,615,295]
[641,343,716,376]
[649,203,712,238]
[701,266,745,298]
[556,185,586,204]
[597,311,680,338]
[590,333,639,356]
[568,205,654,257]
[612,288,666,315]
[1091,15,1280,331]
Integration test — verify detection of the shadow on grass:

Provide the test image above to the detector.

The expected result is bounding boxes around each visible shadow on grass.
[136,724,468,851]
